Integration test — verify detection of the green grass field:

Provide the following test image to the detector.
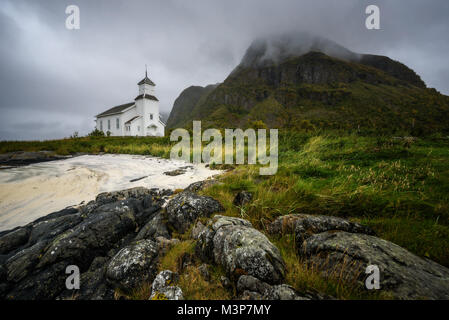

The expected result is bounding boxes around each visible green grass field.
[2,131,448,299]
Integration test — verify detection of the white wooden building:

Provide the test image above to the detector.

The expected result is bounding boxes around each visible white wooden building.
[95,71,165,136]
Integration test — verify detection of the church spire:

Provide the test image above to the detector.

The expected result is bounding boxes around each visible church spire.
[145,64,148,78]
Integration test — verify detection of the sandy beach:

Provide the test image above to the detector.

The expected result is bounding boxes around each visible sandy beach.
[0,154,222,231]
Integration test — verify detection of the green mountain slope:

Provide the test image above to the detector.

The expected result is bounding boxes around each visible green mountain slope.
[166,84,218,128]
[169,34,449,134]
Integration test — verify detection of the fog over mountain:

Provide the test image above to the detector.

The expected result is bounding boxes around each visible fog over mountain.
[0,0,448,140]
[239,33,360,69]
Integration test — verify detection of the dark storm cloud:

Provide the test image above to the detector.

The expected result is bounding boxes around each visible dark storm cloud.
[0,0,448,140]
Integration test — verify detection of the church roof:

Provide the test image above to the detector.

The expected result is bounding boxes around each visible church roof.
[125,116,141,124]
[96,102,134,118]
[135,94,159,101]
[137,76,155,86]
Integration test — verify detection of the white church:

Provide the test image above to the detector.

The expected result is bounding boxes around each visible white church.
[95,70,165,137]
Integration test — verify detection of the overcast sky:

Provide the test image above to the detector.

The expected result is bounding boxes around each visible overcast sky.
[0,0,448,140]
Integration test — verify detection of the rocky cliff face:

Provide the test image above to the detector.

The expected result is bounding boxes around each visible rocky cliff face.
[168,33,449,134]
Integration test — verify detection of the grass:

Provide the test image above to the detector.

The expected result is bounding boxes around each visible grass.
[2,130,449,299]
[157,240,233,300]
[0,136,174,157]
[201,132,449,268]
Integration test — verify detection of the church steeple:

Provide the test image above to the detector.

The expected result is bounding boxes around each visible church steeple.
[138,65,155,86]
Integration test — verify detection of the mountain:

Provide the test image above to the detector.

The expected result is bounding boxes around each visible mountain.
[168,33,449,134]
[166,84,219,128]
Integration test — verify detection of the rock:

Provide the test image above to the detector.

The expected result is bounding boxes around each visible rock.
[57,256,114,300]
[28,213,83,245]
[0,151,70,167]
[164,169,187,176]
[198,264,210,281]
[130,176,148,182]
[184,179,220,193]
[106,240,159,293]
[166,191,224,234]
[37,199,139,271]
[237,275,271,294]
[220,276,232,290]
[265,284,309,300]
[240,290,263,300]
[150,270,183,300]
[294,215,374,246]
[5,241,49,283]
[236,275,309,300]
[0,227,31,255]
[32,207,79,225]
[196,215,286,284]
[135,211,170,241]
[233,191,253,206]
[5,261,68,300]
[301,231,449,300]
[268,214,307,235]
[0,187,169,300]
[268,214,374,239]
[191,221,207,240]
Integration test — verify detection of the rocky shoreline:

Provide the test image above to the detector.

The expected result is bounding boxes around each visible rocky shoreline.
[1,181,448,300]
[0,151,74,168]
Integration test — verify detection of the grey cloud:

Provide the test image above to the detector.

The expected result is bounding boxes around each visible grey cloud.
[0,0,448,140]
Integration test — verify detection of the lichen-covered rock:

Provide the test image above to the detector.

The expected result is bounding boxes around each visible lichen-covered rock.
[301,231,449,300]
[268,214,373,240]
[0,187,165,300]
[267,214,307,235]
[106,240,159,293]
[166,191,224,234]
[135,211,170,241]
[265,284,309,300]
[191,221,207,240]
[236,275,309,300]
[197,215,285,284]
[37,200,139,271]
[294,215,374,246]
[150,270,183,300]
[184,179,220,193]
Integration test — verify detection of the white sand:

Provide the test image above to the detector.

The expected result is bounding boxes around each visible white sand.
[0,154,222,231]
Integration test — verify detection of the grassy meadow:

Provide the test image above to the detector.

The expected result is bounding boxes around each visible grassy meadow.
[1,131,448,299]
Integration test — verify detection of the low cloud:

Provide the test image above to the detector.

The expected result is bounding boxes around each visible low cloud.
[0,0,448,140]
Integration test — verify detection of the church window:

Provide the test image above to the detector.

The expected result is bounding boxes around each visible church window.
[100,120,103,131]
[150,114,153,120]
[116,118,119,129]
[138,126,140,131]
[108,120,111,130]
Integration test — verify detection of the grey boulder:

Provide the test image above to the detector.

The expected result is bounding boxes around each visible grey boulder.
[166,191,224,234]
[150,270,183,300]
[197,215,285,284]
[106,240,159,293]
[301,231,449,300]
